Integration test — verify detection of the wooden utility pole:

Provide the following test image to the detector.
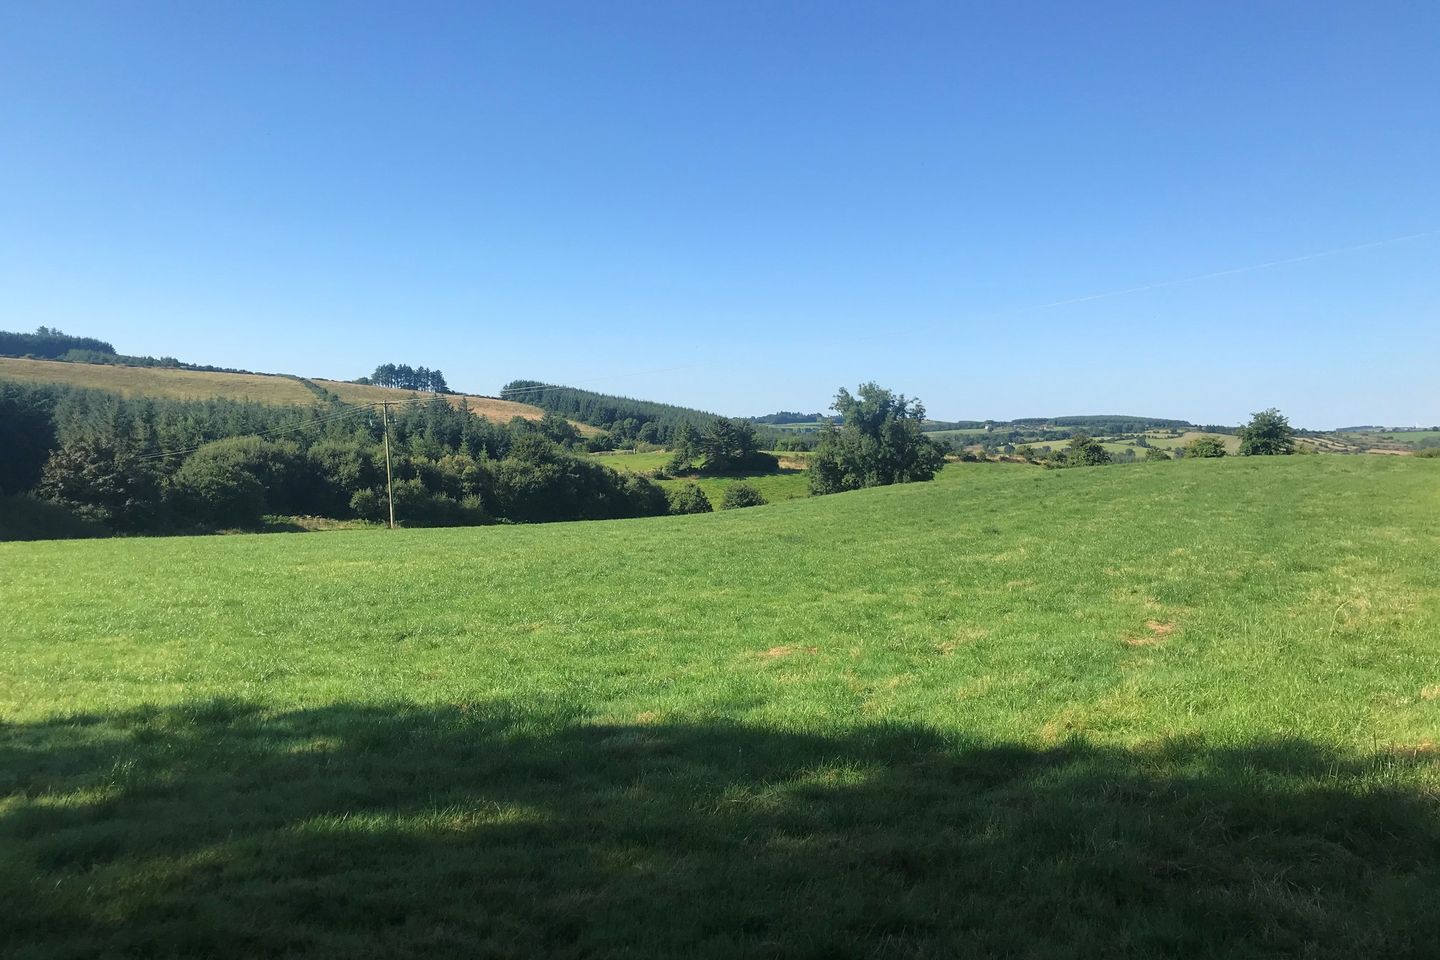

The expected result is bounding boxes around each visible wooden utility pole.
[381,400,396,529]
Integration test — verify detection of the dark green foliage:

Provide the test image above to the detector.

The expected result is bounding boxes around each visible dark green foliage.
[699,418,777,473]
[0,494,108,541]
[501,380,716,444]
[809,383,945,495]
[1239,408,1296,456]
[1145,446,1172,462]
[2,381,669,535]
[351,478,486,527]
[168,453,269,529]
[307,441,383,516]
[536,411,582,447]
[669,418,779,475]
[751,411,826,424]
[366,363,450,393]
[37,437,162,530]
[0,383,61,494]
[490,437,670,523]
[720,483,767,509]
[1059,435,1112,467]
[1185,436,1228,458]
[666,482,713,514]
[667,422,701,473]
[0,326,115,359]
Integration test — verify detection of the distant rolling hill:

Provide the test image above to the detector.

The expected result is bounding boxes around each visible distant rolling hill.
[0,356,585,429]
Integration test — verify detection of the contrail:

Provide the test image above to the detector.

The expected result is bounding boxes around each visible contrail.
[1020,228,1440,314]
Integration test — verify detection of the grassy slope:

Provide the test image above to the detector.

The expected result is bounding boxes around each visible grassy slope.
[0,358,596,434]
[315,379,603,434]
[0,356,316,404]
[3,457,1439,957]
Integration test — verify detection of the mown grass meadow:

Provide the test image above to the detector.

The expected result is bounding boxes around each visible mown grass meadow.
[3,457,1438,958]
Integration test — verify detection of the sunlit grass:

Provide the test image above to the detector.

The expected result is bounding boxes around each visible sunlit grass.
[3,457,1438,957]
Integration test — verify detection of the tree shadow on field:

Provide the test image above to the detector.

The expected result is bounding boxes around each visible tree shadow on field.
[2,702,1437,960]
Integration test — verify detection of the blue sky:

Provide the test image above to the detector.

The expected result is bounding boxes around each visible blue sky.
[2,1,1436,428]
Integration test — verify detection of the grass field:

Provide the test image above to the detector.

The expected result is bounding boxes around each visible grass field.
[585,451,813,504]
[0,358,598,434]
[4,457,1439,957]
[0,356,318,404]
[1145,431,1243,455]
[1340,430,1440,448]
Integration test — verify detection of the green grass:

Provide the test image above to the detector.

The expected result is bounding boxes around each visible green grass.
[1355,430,1440,446]
[3,457,1439,957]
[584,451,814,505]
[659,468,811,505]
[583,450,674,472]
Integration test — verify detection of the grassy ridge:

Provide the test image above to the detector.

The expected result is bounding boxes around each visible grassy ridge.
[0,356,318,404]
[3,458,1439,957]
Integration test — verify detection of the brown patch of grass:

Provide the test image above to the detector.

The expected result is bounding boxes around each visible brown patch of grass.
[1389,740,1437,758]
[1040,708,1087,743]
[936,625,989,655]
[1125,620,1176,647]
[1420,686,1440,701]
[0,357,316,404]
[759,645,818,659]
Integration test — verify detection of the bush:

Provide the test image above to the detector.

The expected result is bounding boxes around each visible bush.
[1144,447,1171,462]
[168,455,268,528]
[175,436,311,515]
[667,483,713,515]
[1184,436,1228,458]
[720,483,767,509]
[1061,435,1111,467]
[37,438,162,531]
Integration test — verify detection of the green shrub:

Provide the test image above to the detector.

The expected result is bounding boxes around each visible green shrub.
[1184,436,1228,458]
[168,455,267,528]
[667,483,713,515]
[720,483,767,510]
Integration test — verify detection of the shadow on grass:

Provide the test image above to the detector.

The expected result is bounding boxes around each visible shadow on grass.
[2,701,1437,958]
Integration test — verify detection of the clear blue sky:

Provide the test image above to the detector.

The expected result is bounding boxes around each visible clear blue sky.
[3,2,1436,428]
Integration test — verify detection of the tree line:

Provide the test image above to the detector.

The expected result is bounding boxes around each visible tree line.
[0,326,264,375]
[356,364,451,393]
[0,382,680,538]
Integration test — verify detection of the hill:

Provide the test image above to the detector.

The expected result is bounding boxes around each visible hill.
[4,455,1437,957]
[0,356,564,425]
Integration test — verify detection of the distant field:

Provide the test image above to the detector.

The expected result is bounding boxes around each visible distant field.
[662,469,810,505]
[922,428,992,441]
[583,450,672,472]
[1345,430,1440,446]
[0,358,599,434]
[4,457,1438,957]
[314,379,572,428]
[1146,431,1243,454]
[0,356,317,404]
[764,420,830,432]
[585,451,812,504]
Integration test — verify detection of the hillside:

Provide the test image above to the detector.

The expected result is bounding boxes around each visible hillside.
[0,356,319,404]
[0,356,566,425]
[4,456,1437,957]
